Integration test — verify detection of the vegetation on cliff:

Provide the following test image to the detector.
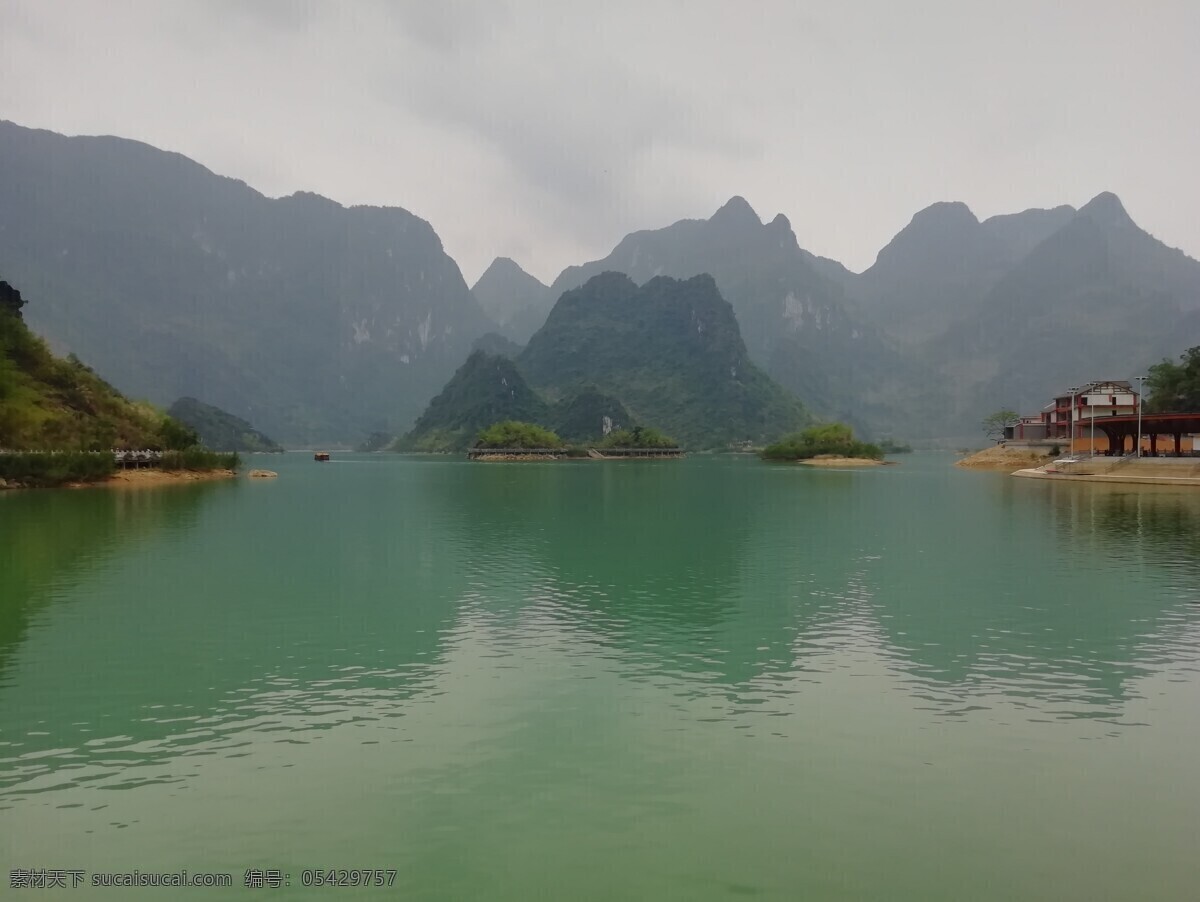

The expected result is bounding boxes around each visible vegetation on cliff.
[761,423,882,461]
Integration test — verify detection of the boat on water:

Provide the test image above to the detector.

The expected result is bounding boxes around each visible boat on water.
[314,452,330,462]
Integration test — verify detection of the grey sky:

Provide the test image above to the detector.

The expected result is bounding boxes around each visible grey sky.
[2,0,1198,284]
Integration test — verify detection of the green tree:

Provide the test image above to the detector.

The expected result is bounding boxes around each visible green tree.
[475,420,563,449]
[600,425,677,449]
[761,422,882,460]
[1145,347,1200,413]
[982,409,1020,443]
[157,416,201,451]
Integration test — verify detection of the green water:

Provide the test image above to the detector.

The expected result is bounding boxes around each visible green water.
[2,454,1199,900]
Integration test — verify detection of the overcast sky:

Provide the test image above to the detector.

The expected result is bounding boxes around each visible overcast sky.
[2,0,1198,284]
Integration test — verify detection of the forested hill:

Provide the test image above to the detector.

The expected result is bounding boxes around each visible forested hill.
[0,280,189,450]
[397,350,633,452]
[167,397,283,453]
[518,272,808,448]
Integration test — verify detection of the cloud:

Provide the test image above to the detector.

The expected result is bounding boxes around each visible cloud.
[1,0,1198,282]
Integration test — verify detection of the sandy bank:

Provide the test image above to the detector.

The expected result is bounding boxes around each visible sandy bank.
[471,453,566,462]
[69,468,238,489]
[956,446,1054,472]
[797,455,887,467]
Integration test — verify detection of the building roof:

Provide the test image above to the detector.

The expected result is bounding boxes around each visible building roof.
[1083,412,1200,437]
[1061,380,1134,394]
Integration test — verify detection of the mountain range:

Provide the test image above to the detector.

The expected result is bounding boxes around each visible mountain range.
[3,117,1199,445]
[845,191,1200,421]
[548,196,945,436]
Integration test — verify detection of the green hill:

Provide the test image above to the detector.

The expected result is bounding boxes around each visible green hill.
[398,352,638,452]
[396,351,549,451]
[0,280,185,451]
[519,273,808,447]
[167,397,283,453]
[548,387,633,442]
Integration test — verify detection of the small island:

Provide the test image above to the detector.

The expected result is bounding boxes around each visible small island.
[466,421,683,461]
[760,423,887,466]
[591,425,682,459]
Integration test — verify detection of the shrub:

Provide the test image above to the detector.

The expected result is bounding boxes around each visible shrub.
[761,422,883,461]
[599,425,677,449]
[160,448,240,471]
[475,421,563,449]
[0,451,116,487]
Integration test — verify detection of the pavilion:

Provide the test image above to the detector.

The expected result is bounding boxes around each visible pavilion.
[1076,412,1200,456]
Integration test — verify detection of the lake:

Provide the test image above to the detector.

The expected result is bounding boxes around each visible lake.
[2,453,1199,899]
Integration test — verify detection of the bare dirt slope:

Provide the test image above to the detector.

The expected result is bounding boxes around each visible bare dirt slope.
[956,445,1055,471]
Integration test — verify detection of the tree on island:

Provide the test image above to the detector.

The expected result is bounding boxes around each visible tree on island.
[599,425,677,449]
[1145,347,1200,412]
[982,409,1020,443]
[475,420,563,449]
[761,422,882,460]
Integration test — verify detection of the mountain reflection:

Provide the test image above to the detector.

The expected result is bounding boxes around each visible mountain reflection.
[434,457,1200,718]
[430,458,906,689]
[0,462,469,798]
[0,484,224,679]
[869,476,1200,716]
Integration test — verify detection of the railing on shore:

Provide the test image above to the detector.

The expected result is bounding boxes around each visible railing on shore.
[0,449,166,468]
[587,447,685,458]
[466,446,685,460]
[466,447,566,459]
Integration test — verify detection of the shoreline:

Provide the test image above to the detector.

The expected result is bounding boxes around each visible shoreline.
[956,445,1054,472]
[67,468,239,489]
[1012,464,1200,487]
[796,456,887,468]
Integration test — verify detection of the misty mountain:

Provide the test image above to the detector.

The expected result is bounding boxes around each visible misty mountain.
[0,120,495,444]
[848,202,1076,344]
[519,272,808,447]
[471,257,554,344]
[166,397,282,453]
[931,192,1200,416]
[471,331,524,358]
[550,196,938,437]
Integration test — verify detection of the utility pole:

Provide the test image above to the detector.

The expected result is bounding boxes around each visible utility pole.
[1135,375,1147,458]
[1090,391,1095,457]
[1067,385,1080,455]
